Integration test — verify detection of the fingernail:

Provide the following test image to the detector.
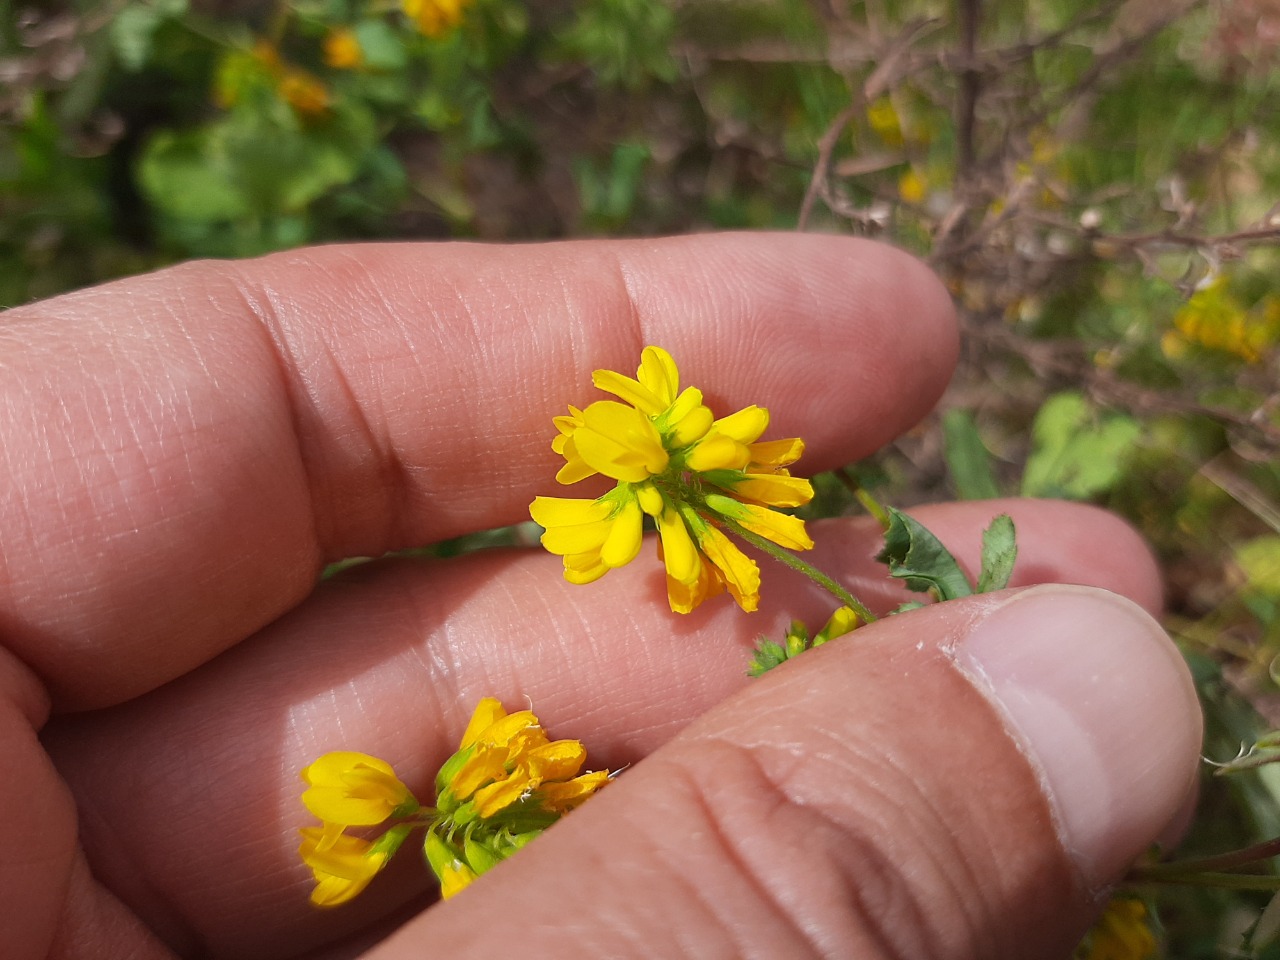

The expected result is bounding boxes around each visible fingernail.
[953,585,1202,889]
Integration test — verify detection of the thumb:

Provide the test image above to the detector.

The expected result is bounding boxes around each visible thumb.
[368,584,1202,960]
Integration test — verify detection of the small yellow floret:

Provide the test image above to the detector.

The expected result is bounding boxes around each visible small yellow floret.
[532,345,812,613]
[299,828,390,907]
[301,751,415,827]
[323,28,363,69]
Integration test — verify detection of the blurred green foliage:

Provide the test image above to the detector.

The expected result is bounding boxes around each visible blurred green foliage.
[5,0,1280,954]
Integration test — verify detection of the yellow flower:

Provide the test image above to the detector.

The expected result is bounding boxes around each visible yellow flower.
[531,346,813,613]
[299,826,399,907]
[898,168,928,205]
[278,69,330,117]
[1169,276,1274,363]
[402,0,470,37]
[1076,898,1157,960]
[301,751,417,828]
[298,700,612,906]
[425,698,612,896]
[437,697,605,821]
[866,96,904,148]
[323,28,363,70]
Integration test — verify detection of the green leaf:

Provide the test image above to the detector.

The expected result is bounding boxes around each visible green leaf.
[110,0,188,71]
[876,507,973,601]
[1021,392,1142,499]
[137,128,251,221]
[111,7,163,72]
[354,19,408,71]
[976,514,1017,593]
[1236,536,1280,597]
[941,408,1000,500]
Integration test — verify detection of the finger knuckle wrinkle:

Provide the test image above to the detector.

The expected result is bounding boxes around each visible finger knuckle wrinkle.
[668,735,985,960]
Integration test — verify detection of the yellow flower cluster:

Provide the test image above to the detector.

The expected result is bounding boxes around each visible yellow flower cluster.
[299,752,418,906]
[428,697,609,898]
[402,0,471,37]
[1075,898,1157,960]
[298,699,610,905]
[221,40,329,118]
[1163,276,1278,364]
[530,346,813,613]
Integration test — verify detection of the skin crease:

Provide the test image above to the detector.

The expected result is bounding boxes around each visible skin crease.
[0,234,1197,960]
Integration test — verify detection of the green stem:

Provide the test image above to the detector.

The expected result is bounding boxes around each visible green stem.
[713,515,877,624]
[1125,869,1280,892]
[1129,835,1280,877]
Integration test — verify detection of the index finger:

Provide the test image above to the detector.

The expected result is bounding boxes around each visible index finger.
[0,233,957,708]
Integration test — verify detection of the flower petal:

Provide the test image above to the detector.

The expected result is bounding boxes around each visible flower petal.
[599,497,644,568]
[592,370,667,416]
[529,496,612,528]
[575,402,669,482]
[460,698,508,749]
[703,495,813,551]
[725,473,814,508]
[636,345,680,406]
[712,405,770,444]
[656,506,699,584]
[525,739,588,782]
[539,770,610,812]
[697,524,761,612]
[686,433,750,472]
[747,436,804,469]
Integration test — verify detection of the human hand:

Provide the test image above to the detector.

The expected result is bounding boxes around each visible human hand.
[2,233,1200,959]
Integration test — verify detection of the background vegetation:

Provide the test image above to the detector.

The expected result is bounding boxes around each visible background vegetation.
[4,0,1280,954]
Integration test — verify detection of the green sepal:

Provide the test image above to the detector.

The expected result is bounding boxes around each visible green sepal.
[747,638,789,677]
[435,744,474,799]
[451,799,480,826]
[976,514,1017,593]
[504,828,543,853]
[423,826,463,880]
[876,507,974,601]
[371,822,415,860]
[463,827,505,876]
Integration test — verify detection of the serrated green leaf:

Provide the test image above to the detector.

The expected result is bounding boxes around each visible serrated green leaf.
[941,408,1000,500]
[876,507,973,601]
[976,514,1017,593]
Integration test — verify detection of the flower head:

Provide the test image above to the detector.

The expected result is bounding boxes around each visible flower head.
[426,697,612,898]
[297,700,613,906]
[531,346,813,614]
